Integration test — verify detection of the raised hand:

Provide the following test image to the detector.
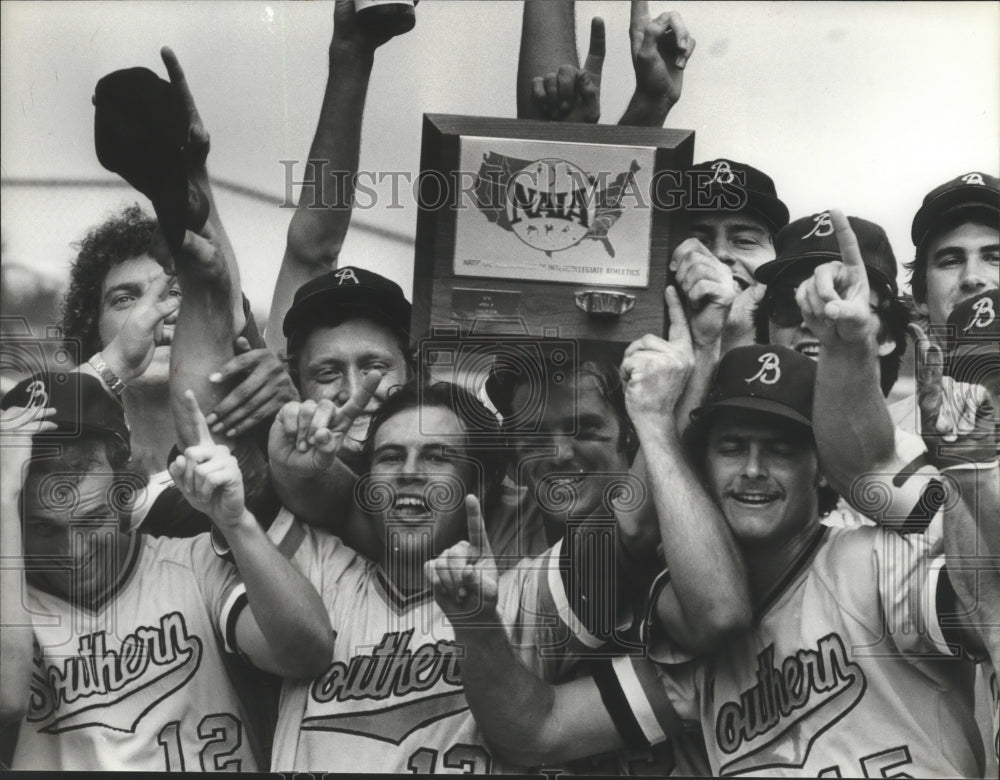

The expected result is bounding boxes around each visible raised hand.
[168,390,247,528]
[206,338,299,438]
[621,286,694,431]
[531,17,604,122]
[796,210,878,347]
[160,47,210,182]
[333,0,403,51]
[101,273,180,383]
[268,371,381,477]
[629,2,694,106]
[669,238,736,349]
[913,323,996,468]
[425,495,499,625]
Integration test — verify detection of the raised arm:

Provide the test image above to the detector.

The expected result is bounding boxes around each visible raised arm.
[266,0,398,352]
[621,288,750,653]
[169,391,332,678]
[426,496,638,766]
[516,0,580,120]
[619,3,694,127]
[266,378,384,561]
[0,406,57,722]
[798,211,899,516]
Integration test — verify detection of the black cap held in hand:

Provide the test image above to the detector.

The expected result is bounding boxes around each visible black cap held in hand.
[1,371,130,448]
[944,289,1000,383]
[93,66,207,251]
[754,212,899,296]
[691,345,817,429]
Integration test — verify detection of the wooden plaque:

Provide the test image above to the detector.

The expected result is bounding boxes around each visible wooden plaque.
[411,114,695,351]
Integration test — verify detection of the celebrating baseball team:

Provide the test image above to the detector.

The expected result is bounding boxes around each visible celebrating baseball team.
[1,1,998,776]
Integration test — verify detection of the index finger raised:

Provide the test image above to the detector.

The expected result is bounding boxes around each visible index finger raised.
[830,210,863,269]
[182,389,215,446]
[465,494,493,562]
[329,371,382,434]
[664,286,692,346]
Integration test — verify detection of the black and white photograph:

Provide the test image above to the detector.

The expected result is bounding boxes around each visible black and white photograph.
[1,1,998,776]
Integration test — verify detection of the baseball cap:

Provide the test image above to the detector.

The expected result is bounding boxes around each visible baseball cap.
[944,289,1000,383]
[690,345,816,428]
[1,371,130,447]
[754,212,898,297]
[93,67,207,251]
[688,159,790,234]
[282,266,412,350]
[911,172,1000,247]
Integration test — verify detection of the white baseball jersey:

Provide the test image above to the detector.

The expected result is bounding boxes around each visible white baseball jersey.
[600,525,983,777]
[259,510,600,773]
[11,533,263,771]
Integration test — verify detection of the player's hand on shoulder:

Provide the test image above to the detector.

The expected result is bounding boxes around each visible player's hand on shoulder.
[670,238,736,349]
[169,390,248,528]
[426,495,499,625]
[621,286,693,430]
[206,337,299,439]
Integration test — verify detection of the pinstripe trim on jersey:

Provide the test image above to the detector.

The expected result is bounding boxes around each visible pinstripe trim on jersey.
[221,583,249,654]
[547,537,604,649]
[592,658,649,749]
[931,562,973,659]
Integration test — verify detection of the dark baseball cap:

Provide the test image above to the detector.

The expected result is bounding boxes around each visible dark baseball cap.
[754,212,898,296]
[911,172,1000,247]
[691,345,816,428]
[688,159,790,234]
[1,371,130,448]
[93,67,207,251]
[282,266,412,349]
[944,289,1000,383]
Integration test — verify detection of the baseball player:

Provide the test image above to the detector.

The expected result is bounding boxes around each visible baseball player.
[259,381,604,772]
[433,345,986,777]
[0,372,332,771]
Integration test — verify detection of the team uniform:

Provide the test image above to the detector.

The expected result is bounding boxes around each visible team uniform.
[256,509,602,773]
[11,533,264,771]
[598,524,983,777]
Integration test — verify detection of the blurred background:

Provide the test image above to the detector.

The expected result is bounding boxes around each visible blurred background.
[2,1,998,350]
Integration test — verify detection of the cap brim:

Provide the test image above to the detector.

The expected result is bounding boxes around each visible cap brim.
[755,253,896,293]
[283,286,411,341]
[690,396,812,429]
[697,181,789,234]
[912,188,1000,245]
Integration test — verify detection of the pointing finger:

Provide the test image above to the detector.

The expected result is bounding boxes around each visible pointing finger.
[584,17,606,77]
[330,371,382,434]
[664,286,692,347]
[465,494,493,563]
[183,389,214,446]
[830,210,863,269]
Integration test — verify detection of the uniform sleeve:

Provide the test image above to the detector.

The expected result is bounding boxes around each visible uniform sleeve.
[186,534,248,655]
[588,654,699,750]
[500,539,634,666]
[873,528,958,657]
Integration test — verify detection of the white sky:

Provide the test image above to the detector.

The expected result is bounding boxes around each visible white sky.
[2,1,998,314]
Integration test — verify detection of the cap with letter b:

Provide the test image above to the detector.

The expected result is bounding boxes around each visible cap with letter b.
[911,171,1000,247]
[944,289,1000,385]
[1,371,130,447]
[690,345,816,429]
[754,212,898,297]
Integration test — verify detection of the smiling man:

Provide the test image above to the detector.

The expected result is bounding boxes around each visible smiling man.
[262,381,606,773]
[430,345,985,778]
[0,372,331,771]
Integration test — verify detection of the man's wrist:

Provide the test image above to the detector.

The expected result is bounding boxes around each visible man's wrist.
[330,38,378,66]
[216,508,259,543]
[87,352,128,397]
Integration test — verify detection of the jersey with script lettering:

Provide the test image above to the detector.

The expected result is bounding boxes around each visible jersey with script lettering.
[261,510,594,773]
[602,525,984,777]
[11,533,263,772]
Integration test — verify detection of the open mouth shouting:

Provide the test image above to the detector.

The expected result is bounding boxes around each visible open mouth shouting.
[793,340,820,359]
[388,494,431,520]
[727,488,781,507]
